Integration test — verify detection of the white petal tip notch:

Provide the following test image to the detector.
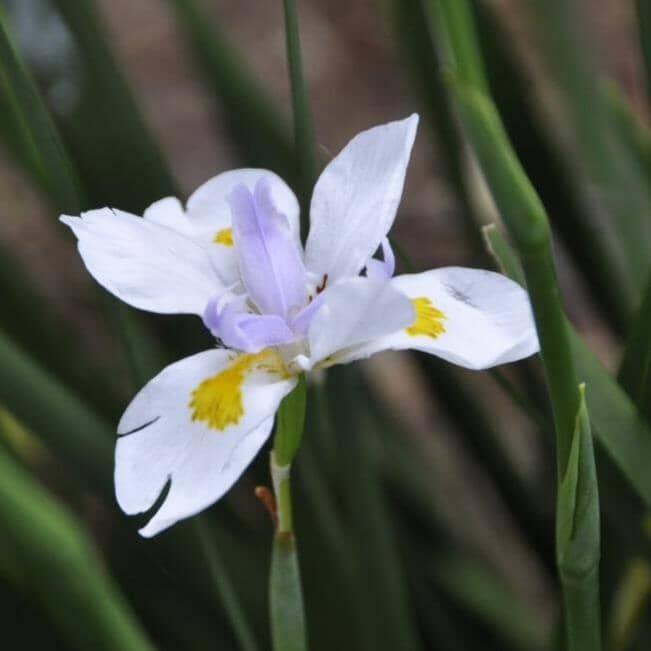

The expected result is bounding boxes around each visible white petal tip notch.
[114,349,297,537]
[60,209,219,316]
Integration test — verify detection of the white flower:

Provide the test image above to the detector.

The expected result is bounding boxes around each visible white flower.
[61,115,539,537]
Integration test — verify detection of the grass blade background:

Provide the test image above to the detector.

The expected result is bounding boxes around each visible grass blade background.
[556,385,601,651]
[0,441,155,651]
[168,0,295,184]
[0,9,82,211]
[50,0,177,211]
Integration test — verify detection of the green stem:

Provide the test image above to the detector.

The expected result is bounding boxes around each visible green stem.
[270,378,308,651]
[434,2,601,646]
[282,0,316,236]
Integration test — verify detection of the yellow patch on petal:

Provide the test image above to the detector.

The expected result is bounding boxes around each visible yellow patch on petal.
[213,227,234,247]
[189,350,288,431]
[405,297,447,339]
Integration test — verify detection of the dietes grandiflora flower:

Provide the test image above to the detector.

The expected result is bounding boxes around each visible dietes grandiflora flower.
[62,115,539,537]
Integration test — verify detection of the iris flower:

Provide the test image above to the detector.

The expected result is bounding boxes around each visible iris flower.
[62,115,539,537]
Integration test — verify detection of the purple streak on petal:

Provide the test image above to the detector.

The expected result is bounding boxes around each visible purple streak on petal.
[290,291,328,335]
[366,237,396,280]
[229,177,306,319]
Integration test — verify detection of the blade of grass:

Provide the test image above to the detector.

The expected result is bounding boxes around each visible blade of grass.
[556,385,602,651]
[0,328,114,492]
[473,1,633,333]
[618,274,651,419]
[50,0,177,210]
[484,225,651,507]
[636,0,651,104]
[390,0,483,257]
[327,367,423,651]
[0,9,82,211]
[0,440,155,651]
[531,0,651,301]
[193,517,260,651]
[435,0,579,479]
[429,550,547,651]
[607,557,651,651]
[282,0,316,233]
[168,0,295,184]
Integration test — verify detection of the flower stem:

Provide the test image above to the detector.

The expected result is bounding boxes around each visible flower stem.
[433,1,601,646]
[269,377,308,651]
[282,0,316,237]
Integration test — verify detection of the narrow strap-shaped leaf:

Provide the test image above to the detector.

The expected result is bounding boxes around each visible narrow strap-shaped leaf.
[637,0,651,105]
[194,517,260,651]
[435,0,579,479]
[0,441,155,651]
[556,385,602,651]
[607,557,651,651]
[0,10,83,212]
[0,328,114,495]
[618,274,651,419]
[168,0,296,185]
[282,0,316,233]
[484,226,651,507]
[50,0,177,210]
[531,0,651,299]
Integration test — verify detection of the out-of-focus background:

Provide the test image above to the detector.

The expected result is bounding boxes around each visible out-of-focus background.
[1,1,651,650]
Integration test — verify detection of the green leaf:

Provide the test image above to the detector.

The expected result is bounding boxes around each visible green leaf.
[556,385,600,577]
[270,532,308,651]
[168,0,296,185]
[0,10,83,211]
[193,517,260,651]
[0,441,155,651]
[282,0,316,233]
[429,550,547,651]
[618,274,651,419]
[485,226,651,508]
[530,0,651,300]
[436,2,579,478]
[0,328,114,495]
[556,384,602,651]
[607,557,651,651]
[636,0,651,105]
[50,0,177,210]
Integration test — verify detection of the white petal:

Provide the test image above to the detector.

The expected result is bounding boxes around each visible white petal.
[187,168,301,243]
[115,349,297,537]
[143,196,194,237]
[307,276,415,365]
[335,268,539,370]
[305,114,418,283]
[61,209,220,315]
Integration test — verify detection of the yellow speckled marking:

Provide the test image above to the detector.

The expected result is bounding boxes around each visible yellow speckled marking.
[213,227,234,247]
[189,350,287,431]
[405,297,447,339]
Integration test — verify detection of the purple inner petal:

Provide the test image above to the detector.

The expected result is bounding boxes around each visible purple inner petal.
[229,178,307,319]
[210,297,296,352]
